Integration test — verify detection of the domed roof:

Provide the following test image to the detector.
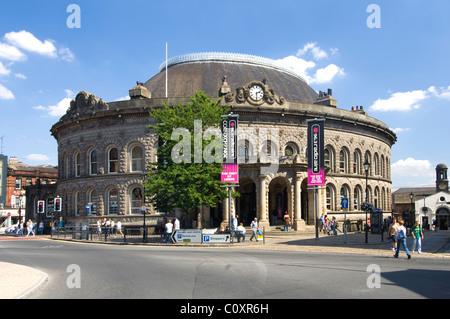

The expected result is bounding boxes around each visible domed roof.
[144,52,319,103]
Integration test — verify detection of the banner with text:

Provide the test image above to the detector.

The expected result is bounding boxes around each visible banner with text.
[221,116,238,183]
[307,119,325,186]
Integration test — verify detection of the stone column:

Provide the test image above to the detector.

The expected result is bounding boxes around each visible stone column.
[294,173,306,231]
[258,174,270,229]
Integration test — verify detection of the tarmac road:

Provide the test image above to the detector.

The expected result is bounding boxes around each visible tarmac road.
[0,229,449,299]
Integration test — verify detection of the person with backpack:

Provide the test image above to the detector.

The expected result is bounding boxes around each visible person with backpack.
[394,221,411,259]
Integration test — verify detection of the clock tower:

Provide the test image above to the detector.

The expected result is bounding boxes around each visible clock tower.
[436,163,449,193]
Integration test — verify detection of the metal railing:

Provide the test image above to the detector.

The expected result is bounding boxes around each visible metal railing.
[50,226,265,244]
[51,226,166,244]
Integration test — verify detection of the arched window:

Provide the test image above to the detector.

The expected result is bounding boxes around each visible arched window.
[353,150,361,174]
[130,188,143,215]
[90,150,98,175]
[109,148,119,173]
[88,189,98,215]
[74,152,81,177]
[63,153,69,179]
[74,190,81,216]
[326,186,335,211]
[284,142,298,157]
[339,150,348,173]
[130,146,144,172]
[374,187,380,209]
[108,188,119,215]
[353,186,362,211]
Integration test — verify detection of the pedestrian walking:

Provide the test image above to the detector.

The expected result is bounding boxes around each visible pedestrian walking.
[115,220,123,237]
[250,217,258,241]
[411,221,424,254]
[332,216,338,236]
[283,211,291,232]
[164,219,173,244]
[26,219,35,237]
[387,218,399,251]
[394,221,411,259]
[173,216,180,230]
[38,221,44,235]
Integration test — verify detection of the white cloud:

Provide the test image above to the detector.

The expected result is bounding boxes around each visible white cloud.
[14,73,26,79]
[0,84,14,100]
[369,88,432,112]
[297,42,328,60]
[391,158,433,177]
[3,30,75,62]
[4,30,57,58]
[276,43,344,85]
[276,55,316,82]
[310,64,345,85]
[25,154,51,162]
[58,47,75,62]
[34,90,75,117]
[0,42,26,61]
[429,85,450,100]
[390,128,410,134]
[0,61,11,76]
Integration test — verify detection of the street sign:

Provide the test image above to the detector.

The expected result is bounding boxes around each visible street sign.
[171,229,202,243]
[341,198,349,211]
[85,204,90,213]
[202,234,231,243]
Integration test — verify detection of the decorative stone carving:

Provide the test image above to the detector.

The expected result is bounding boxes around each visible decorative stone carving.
[223,81,286,106]
[66,91,109,118]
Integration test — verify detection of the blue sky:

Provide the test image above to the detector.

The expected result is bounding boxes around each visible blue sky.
[0,0,449,189]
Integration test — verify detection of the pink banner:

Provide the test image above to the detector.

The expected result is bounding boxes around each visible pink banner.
[221,164,238,183]
[307,169,325,186]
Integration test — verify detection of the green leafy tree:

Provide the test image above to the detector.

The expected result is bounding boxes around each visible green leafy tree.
[145,91,230,217]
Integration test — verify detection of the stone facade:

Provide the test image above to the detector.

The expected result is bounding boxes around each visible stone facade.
[50,53,396,230]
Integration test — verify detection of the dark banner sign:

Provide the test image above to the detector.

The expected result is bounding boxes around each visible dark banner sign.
[0,154,7,205]
[222,116,238,164]
[221,116,238,183]
[307,119,325,186]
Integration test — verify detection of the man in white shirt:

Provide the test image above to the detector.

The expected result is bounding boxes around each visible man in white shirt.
[394,221,411,259]
[164,219,174,244]
[236,223,246,242]
[173,217,180,230]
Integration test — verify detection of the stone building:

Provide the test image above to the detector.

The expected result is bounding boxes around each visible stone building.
[393,163,450,230]
[0,157,57,227]
[50,52,396,231]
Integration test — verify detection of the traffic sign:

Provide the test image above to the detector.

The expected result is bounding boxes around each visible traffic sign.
[341,198,349,211]
[202,234,231,243]
[171,229,202,243]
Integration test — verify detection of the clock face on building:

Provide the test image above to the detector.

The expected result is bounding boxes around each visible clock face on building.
[249,85,264,101]
[439,183,447,190]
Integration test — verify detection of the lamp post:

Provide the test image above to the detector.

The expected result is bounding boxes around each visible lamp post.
[364,159,371,244]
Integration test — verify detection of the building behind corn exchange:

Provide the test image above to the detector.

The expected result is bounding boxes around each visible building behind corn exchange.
[30,53,397,232]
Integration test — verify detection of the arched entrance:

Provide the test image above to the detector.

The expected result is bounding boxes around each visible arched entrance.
[268,177,290,226]
[436,207,449,230]
[301,178,314,225]
[237,178,256,226]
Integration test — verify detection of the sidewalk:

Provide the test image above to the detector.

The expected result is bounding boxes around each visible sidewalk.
[252,229,450,257]
[0,262,48,299]
[0,229,448,299]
